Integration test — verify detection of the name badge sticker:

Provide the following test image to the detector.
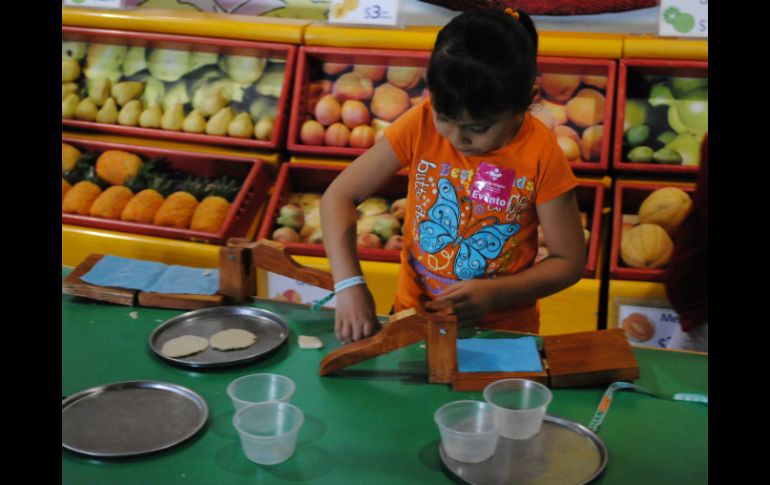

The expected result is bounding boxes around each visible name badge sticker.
[469,162,515,208]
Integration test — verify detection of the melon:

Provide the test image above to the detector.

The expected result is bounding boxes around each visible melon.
[620,223,674,269]
[638,187,692,237]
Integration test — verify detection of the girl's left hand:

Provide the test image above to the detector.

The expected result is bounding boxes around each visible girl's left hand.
[432,280,495,327]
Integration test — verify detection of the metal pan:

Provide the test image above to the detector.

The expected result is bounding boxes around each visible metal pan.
[149,306,289,368]
[62,381,208,458]
[439,414,608,485]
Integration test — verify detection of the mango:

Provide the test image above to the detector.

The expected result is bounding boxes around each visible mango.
[332,72,374,102]
[539,74,581,102]
[371,84,410,122]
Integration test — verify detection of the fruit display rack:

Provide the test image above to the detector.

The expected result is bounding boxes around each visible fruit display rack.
[62,27,297,151]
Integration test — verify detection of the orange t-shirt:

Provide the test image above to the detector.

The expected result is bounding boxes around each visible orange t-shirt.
[385,98,577,333]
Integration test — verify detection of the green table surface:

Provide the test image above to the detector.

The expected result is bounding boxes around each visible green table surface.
[62,272,708,485]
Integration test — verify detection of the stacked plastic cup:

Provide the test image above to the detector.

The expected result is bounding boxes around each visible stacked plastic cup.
[434,400,500,463]
[227,373,295,411]
[483,378,552,440]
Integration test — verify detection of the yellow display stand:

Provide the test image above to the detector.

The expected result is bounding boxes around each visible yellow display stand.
[62,7,309,44]
[623,35,708,60]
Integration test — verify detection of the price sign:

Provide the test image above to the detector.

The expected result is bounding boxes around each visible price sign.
[618,304,680,349]
[328,0,400,27]
[659,0,708,38]
[64,0,125,8]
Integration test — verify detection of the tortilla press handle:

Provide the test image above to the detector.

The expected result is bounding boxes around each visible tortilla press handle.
[250,239,335,290]
[319,308,432,376]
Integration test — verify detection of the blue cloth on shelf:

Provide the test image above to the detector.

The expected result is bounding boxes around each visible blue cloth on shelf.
[457,337,542,372]
[80,255,220,295]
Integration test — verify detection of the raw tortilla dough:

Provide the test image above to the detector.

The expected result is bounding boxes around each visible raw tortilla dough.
[298,335,323,349]
[161,335,209,358]
[209,328,258,351]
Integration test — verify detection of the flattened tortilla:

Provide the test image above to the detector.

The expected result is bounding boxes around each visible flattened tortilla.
[209,328,258,351]
[161,335,209,358]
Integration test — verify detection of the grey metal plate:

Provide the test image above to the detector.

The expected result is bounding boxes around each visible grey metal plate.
[149,306,289,368]
[62,381,208,458]
[439,414,608,485]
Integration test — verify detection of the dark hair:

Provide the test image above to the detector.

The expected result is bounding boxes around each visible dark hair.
[426,9,539,121]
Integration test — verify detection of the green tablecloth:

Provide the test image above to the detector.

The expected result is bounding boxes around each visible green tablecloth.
[62,277,707,484]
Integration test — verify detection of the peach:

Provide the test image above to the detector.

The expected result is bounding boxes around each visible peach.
[324,122,350,147]
[539,73,581,102]
[300,119,325,145]
[386,66,424,90]
[357,232,383,249]
[543,100,567,126]
[353,64,387,82]
[349,125,376,148]
[272,226,300,243]
[322,62,350,76]
[384,235,404,251]
[307,80,332,113]
[332,72,374,102]
[566,88,605,127]
[371,83,411,122]
[315,94,342,126]
[341,100,371,128]
[557,136,580,161]
[553,125,580,144]
[580,125,604,161]
[581,75,607,90]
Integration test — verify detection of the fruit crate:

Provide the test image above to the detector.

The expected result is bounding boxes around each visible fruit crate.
[62,27,297,151]
[286,46,431,157]
[612,59,708,175]
[609,180,697,282]
[258,162,605,275]
[61,136,271,245]
[533,57,617,174]
[257,162,408,263]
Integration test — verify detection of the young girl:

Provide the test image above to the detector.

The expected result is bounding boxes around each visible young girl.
[320,9,586,343]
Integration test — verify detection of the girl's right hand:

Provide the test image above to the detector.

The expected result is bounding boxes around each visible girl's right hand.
[334,285,379,344]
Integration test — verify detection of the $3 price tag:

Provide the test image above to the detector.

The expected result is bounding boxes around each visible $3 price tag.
[329,0,400,27]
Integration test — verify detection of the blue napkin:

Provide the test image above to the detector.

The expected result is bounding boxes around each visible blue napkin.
[457,337,543,372]
[80,255,220,295]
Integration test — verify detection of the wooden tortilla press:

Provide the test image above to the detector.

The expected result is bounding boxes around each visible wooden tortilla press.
[219,239,639,391]
[65,239,639,390]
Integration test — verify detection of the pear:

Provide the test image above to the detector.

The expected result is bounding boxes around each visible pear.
[62,93,80,119]
[62,83,79,101]
[118,100,142,126]
[62,59,81,83]
[96,97,119,124]
[254,115,274,141]
[139,105,163,128]
[200,93,227,117]
[75,98,98,121]
[206,107,233,136]
[88,78,112,107]
[111,81,145,106]
[182,110,207,133]
[228,112,254,138]
[161,103,185,131]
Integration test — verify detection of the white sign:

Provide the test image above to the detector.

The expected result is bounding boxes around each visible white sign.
[659,0,708,38]
[266,272,338,309]
[328,0,400,27]
[64,0,125,8]
[618,304,681,349]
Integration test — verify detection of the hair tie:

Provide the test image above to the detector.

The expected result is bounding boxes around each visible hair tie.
[504,8,520,20]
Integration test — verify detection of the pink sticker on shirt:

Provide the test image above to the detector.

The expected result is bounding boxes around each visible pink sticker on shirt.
[469,162,515,208]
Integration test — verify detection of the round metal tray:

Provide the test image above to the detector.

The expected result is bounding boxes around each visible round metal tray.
[62,381,208,458]
[439,414,608,485]
[149,306,289,368]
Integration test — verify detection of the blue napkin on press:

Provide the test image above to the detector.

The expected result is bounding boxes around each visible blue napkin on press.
[80,255,220,295]
[457,337,543,372]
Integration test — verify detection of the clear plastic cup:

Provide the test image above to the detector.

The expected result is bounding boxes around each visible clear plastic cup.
[227,373,295,411]
[233,401,305,465]
[483,378,552,440]
[434,400,500,463]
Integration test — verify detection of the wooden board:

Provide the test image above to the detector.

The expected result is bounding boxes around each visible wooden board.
[62,254,137,306]
[543,328,639,388]
[452,371,549,392]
